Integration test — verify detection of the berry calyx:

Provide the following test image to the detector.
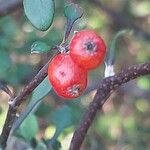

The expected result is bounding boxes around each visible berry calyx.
[48,53,87,99]
[70,30,106,70]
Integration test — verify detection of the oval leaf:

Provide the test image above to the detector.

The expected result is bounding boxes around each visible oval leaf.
[31,76,52,102]
[63,3,83,42]
[23,0,55,31]
[106,29,132,66]
[36,142,47,150]
[11,77,52,134]
[19,114,38,141]
[51,106,74,130]
[31,41,50,54]
[64,3,83,21]
[48,106,74,146]
[105,29,132,77]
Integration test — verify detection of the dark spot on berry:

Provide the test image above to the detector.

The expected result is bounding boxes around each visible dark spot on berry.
[59,71,66,77]
[85,41,97,51]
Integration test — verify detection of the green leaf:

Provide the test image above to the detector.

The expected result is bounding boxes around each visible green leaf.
[11,77,52,134]
[0,16,18,39]
[105,29,132,77]
[49,106,74,145]
[35,102,51,117]
[48,103,83,148]
[106,29,132,66]
[23,0,55,31]
[0,51,11,77]
[31,41,50,54]
[5,64,32,85]
[51,105,74,130]
[137,77,150,90]
[48,140,61,150]
[19,114,38,141]
[64,3,83,21]
[31,76,52,102]
[36,142,48,150]
[63,3,83,42]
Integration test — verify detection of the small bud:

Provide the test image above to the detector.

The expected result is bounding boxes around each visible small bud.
[104,63,115,77]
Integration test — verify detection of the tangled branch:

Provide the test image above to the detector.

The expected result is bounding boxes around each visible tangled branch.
[0,60,49,149]
[69,62,150,150]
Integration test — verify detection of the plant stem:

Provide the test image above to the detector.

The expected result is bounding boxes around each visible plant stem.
[69,62,150,150]
[0,49,59,149]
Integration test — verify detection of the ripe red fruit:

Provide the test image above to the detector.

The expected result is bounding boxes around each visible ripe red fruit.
[48,53,87,99]
[70,30,106,70]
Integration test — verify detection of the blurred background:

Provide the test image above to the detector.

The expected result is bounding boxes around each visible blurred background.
[0,0,150,149]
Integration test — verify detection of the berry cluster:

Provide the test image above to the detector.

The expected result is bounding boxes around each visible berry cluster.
[48,30,106,99]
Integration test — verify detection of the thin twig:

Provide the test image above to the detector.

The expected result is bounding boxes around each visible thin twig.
[0,49,58,149]
[69,62,150,150]
[84,79,150,100]
[0,62,48,149]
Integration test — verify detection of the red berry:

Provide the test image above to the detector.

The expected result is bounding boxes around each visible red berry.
[48,53,87,99]
[70,30,106,70]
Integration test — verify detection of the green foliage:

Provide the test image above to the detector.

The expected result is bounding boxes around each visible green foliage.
[63,3,83,41]
[106,29,131,66]
[131,1,150,17]
[123,116,137,133]
[6,64,32,85]
[35,102,51,117]
[96,113,122,140]
[35,142,47,150]
[135,99,150,113]
[105,29,132,77]
[47,102,83,148]
[0,106,8,131]
[0,16,18,49]
[0,51,11,78]
[23,0,55,31]
[31,76,52,103]
[31,41,51,54]
[137,77,150,90]
[51,105,74,130]
[51,140,61,150]
[64,3,83,22]
[12,77,52,135]
[17,114,39,141]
